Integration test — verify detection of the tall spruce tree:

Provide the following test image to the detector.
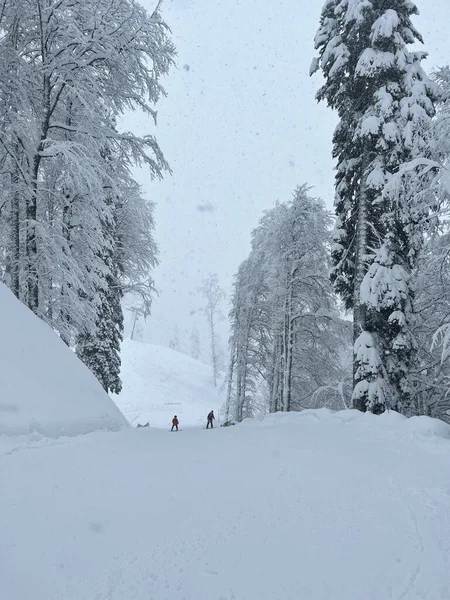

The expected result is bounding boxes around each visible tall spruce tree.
[312,0,437,413]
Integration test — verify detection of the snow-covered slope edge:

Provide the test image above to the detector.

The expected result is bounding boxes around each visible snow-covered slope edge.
[0,283,127,438]
[240,407,450,439]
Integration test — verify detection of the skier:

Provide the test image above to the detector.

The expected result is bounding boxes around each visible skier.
[206,410,215,429]
[171,415,179,431]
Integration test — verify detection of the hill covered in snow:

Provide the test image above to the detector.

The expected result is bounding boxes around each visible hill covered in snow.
[0,283,127,438]
[114,338,224,428]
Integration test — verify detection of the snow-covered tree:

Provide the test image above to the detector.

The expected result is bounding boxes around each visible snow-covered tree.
[402,68,450,422]
[227,256,267,421]
[76,257,124,395]
[407,233,450,421]
[0,0,174,390]
[312,0,438,413]
[226,186,351,421]
[190,328,201,360]
[169,325,180,352]
[127,299,146,342]
[199,274,225,387]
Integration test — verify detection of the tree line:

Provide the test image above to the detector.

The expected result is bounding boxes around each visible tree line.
[226,1,450,422]
[0,0,175,392]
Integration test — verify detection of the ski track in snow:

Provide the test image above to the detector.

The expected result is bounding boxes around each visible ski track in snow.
[1,411,450,600]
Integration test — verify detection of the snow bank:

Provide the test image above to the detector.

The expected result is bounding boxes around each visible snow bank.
[0,283,127,438]
[404,415,450,439]
[114,338,222,427]
[240,408,450,441]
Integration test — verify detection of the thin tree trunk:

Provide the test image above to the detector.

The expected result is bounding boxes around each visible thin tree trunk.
[26,159,39,312]
[282,282,294,412]
[26,3,52,314]
[225,348,235,422]
[207,307,218,387]
[269,352,279,413]
[274,332,284,412]
[6,19,21,299]
[9,160,20,298]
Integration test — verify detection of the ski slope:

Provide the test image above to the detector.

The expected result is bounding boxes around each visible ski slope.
[114,338,223,428]
[2,409,450,600]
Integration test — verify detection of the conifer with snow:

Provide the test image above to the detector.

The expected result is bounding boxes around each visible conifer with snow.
[312,0,438,412]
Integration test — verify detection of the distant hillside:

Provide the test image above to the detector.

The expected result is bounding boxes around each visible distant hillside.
[113,338,224,428]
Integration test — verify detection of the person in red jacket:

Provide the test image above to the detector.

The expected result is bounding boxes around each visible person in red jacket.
[171,415,179,431]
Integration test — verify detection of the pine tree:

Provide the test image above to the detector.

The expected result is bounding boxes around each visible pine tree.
[312,0,438,413]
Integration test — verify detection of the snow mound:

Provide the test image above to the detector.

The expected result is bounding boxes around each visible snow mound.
[113,338,222,428]
[0,283,127,438]
[239,408,450,440]
[403,415,450,439]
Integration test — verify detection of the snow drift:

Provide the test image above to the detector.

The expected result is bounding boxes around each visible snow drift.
[0,283,127,437]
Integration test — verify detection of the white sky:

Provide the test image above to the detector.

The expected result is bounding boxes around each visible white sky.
[125,0,450,353]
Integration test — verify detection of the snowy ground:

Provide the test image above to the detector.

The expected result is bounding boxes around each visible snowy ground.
[2,409,450,600]
[114,338,224,428]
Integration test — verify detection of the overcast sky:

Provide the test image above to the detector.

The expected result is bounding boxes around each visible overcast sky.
[125,0,450,354]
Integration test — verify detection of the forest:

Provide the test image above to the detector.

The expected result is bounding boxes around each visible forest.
[1,0,450,423]
[226,2,450,422]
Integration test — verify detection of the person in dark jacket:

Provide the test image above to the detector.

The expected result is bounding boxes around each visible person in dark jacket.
[171,415,179,431]
[206,410,215,429]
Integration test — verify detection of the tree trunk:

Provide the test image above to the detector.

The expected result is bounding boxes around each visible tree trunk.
[225,349,235,422]
[352,167,369,411]
[282,280,294,412]
[26,160,39,312]
[9,160,21,298]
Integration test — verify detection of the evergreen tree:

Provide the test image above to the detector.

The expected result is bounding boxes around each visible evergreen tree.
[76,262,123,394]
[312,0,438,413]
